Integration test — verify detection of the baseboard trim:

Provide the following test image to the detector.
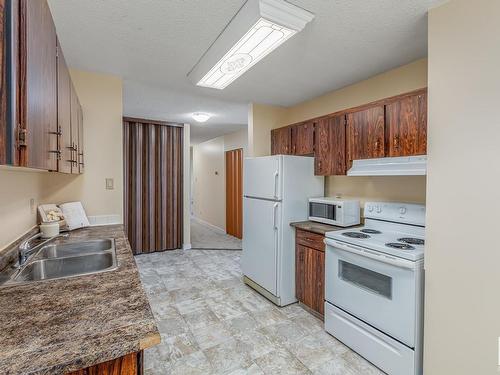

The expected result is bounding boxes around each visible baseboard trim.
[191,216,226,234]
[88,215,122,226]
[183,243,192,250]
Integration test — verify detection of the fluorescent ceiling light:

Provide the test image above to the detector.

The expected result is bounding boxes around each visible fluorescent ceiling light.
[192,112,211,122]
[188,0,314,90]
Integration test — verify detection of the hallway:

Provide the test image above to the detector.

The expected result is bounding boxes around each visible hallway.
[191,218,242,250]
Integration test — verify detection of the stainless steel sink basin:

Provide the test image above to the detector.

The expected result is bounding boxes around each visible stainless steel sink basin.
[0,238,118,287]
[14,252,117,282]
[39,239,113,259]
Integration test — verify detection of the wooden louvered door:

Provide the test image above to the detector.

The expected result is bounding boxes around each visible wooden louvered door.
[123,118,183,254]
[225,148,243,239]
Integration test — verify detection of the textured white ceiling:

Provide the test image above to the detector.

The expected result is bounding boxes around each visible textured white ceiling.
[123,80,248,144]
[48,0,442,143]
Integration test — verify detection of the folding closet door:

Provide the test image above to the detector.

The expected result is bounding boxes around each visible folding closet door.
[123,118,183,254]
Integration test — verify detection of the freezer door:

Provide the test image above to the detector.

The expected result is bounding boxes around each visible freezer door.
[242,197,281,296]
[244,156,282,200]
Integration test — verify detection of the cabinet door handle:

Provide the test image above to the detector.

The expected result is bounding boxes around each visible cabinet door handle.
[394,136,400,149]
[273,171,279,199]
[272,202,279,229]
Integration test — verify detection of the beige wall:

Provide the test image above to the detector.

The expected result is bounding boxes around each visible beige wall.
[192,129,248,230]
[248,103,286,157]
[42,70,123,221]
[248,59,428,205]
[192,137,226,230]
[0,70,123,251]
[284,59,428,124]
[0,168,46,250]
[424,1,500,373]
[224,128,248,154]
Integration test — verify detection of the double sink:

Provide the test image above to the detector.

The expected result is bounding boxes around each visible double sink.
[1,239,118,287]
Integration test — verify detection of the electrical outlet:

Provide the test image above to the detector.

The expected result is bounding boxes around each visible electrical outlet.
[29,198,35,214]
[105,178,114,190]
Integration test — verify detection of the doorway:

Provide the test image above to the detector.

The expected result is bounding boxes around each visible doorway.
[225,148,243,239]
[123,117,183,254]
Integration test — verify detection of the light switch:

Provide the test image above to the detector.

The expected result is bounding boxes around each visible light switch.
[105,178,114,190]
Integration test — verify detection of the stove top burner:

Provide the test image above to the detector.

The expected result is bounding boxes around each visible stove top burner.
[386,242,415,250]
[360,229,382,234]
[342,232,370,239]
[398,237,425,246]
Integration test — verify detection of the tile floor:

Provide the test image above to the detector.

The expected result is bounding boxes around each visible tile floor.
[190,219,242,250]
[135,249,384,375]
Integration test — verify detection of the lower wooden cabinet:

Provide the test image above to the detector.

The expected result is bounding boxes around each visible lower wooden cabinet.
[66,351,143,375]
[295,229,325,317]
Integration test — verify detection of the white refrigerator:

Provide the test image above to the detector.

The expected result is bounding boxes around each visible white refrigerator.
[242,155,324,306]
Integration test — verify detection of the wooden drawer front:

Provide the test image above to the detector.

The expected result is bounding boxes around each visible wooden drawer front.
[296,229,324,251]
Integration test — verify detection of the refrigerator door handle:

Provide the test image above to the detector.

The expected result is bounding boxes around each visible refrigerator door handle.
[273,171,279,199]
[272,202,279,229]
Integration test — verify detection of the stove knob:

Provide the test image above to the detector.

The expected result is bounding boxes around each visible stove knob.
[376,206,382,213]
[399,207,407,214]
[367,205,373,212]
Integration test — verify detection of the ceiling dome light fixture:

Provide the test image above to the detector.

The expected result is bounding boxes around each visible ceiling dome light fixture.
[192,112,211,123]
[188,0,314,90]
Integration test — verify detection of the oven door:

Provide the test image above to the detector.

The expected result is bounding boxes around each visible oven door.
[325,239,418,347]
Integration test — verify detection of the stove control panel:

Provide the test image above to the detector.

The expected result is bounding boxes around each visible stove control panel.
[364,202,426,226]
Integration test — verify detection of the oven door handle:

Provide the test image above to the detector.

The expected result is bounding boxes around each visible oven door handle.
[324,238,416,270]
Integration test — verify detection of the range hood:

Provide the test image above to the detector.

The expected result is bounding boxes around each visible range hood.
[347,156,427,176]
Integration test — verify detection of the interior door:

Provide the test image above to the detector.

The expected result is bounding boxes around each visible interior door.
[244,155,281,200]
[242,197,281,295]
[123,118,183,254]
[226,148,243,239]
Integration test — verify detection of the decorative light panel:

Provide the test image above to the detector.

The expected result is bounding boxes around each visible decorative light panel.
[188,0,314,90]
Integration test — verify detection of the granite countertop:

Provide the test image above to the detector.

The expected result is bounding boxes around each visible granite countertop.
[290,220,356,235]
[0,225,160,375]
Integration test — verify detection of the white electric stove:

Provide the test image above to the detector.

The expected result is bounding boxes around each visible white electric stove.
[324,202,426,375]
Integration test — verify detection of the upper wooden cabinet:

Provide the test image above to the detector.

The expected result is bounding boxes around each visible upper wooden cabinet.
[0,0,84,172]
[77,99,84,173]
[0,0,8,165]
[346,105,385,167]
[385,92,427,157]
[271,126,292,155]
[270,88,427,175]
[69,83,80,173]
[292,121,315,156]
[315,115,346,175]
[57,41,72,173]
[18,0,58,170]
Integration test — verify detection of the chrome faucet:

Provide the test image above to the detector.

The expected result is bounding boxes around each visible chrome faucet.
[18,233,69,267]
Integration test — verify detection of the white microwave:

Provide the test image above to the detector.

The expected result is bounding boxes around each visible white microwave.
[309,198,360,227]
